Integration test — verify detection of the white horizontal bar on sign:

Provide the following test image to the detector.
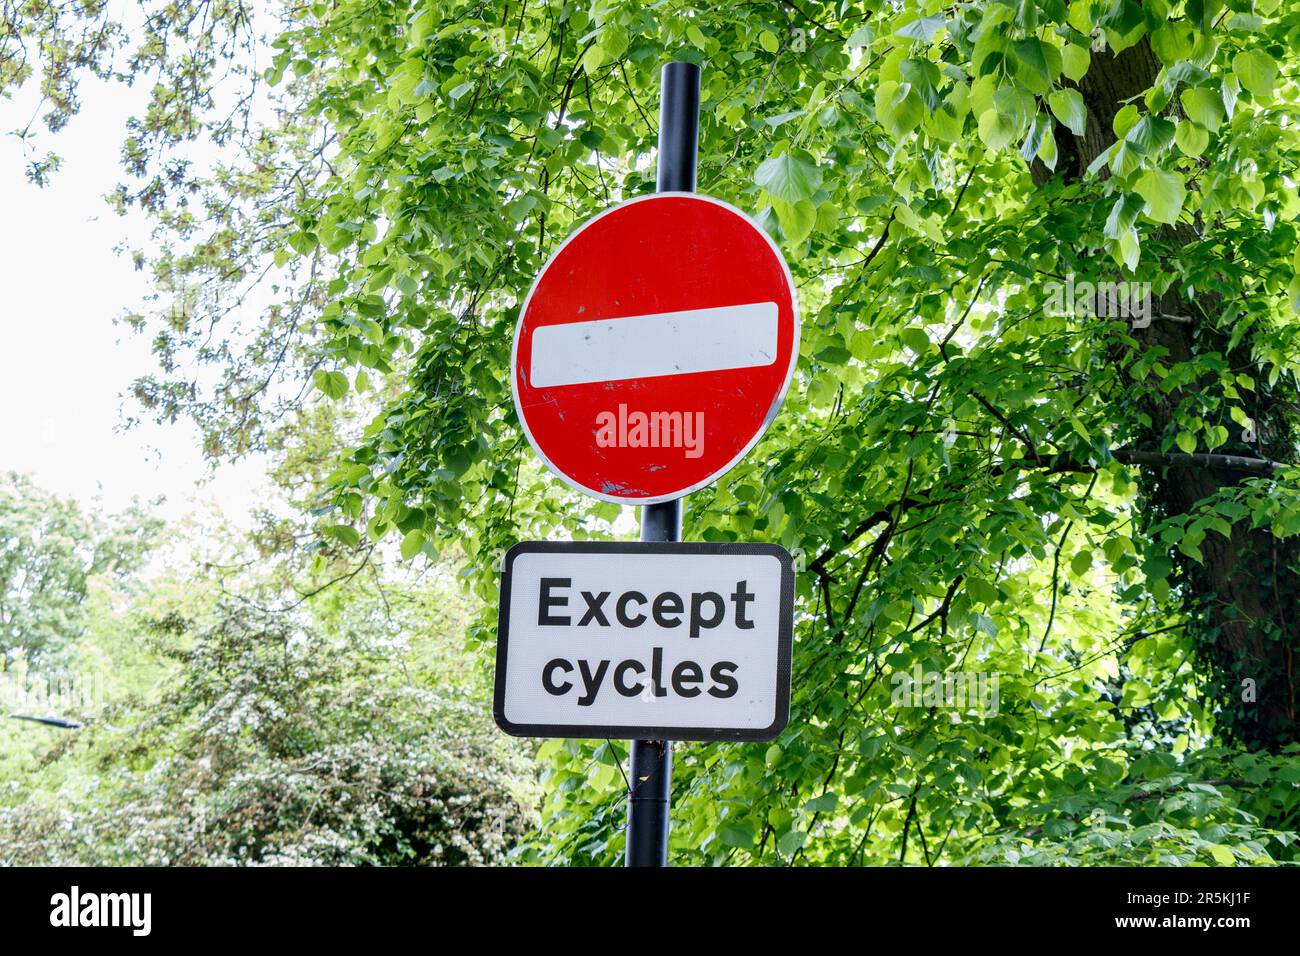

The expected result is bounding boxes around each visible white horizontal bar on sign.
[529,301,779,388]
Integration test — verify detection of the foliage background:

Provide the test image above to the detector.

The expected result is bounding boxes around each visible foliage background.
[0,475,536,866]
[4,0,1300,865]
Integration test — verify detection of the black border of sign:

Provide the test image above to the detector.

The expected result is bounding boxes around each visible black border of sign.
[493,541,794,742]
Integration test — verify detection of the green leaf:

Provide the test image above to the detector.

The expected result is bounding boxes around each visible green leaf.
[1150,22,1196,65]
[900,325,930,354]
[1111,142,1142,178]
[1152,577,1171,603]
[1048,88,1086,136]
[803,793,838,813]
[719,822,756,849]
[1233,50,1276,100]
[1208,844,1236,866]
[846,25,873,48]
[1061,44,1090,82]
[1037,123,1058,169]
[900,58,943,111]
[325,524,360,548]
[580,44,607,74]
[1011,38,1056,94]
[777,829,808,857]
[895,15,946,42]
[967,577,998,605]
[1071,550,1093,577]
[1134,168,1185,224]
[1176,431,1197,454]
[1125,115,1176,155]
[773,198,816,245]
[978,109,1018,150]
[754,151,823,203]
[995,85,1036,127]
[506,194,537,222]
[1174,120,1209,157]
[1116,227,1140,271]
[400,529,425,560]
[763,110,802,128]
[875,81,924,137]
[1180,87,1224,132]
[313,369,349,400]
[1112,104,1140,138]
[1100,0,1144,35]
[1104,194,1144,240]
[1020,112,1049,162]
[287,230,318,255]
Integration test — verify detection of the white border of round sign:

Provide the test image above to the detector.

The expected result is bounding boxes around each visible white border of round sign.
[510,192,801,505]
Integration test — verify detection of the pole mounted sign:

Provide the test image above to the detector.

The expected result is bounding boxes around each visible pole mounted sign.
[495,61,797,866]
[511,193,799,504]
[494,542,794,742]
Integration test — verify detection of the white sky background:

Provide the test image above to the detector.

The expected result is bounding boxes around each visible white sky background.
[0,71,269,525]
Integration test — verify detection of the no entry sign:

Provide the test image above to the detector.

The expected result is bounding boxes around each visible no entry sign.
[494,541,794,741]
[511,193,799,504]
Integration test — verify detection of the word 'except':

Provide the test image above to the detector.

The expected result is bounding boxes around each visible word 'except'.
[537,577,757,638]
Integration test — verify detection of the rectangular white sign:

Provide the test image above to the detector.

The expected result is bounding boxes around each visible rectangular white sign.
[494,542,794,741]
[528,301,779,387]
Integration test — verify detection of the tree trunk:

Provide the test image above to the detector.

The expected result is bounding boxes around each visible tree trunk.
[1034,39,1300,750]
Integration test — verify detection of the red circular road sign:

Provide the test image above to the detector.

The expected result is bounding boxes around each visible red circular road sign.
[511,193,799,505]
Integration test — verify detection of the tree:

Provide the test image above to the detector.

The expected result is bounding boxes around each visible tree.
[0,526,536,866]
[6,0,1300,864]
[0,472,158,665]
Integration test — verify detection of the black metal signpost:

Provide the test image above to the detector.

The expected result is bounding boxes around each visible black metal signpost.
[625,60,700,869]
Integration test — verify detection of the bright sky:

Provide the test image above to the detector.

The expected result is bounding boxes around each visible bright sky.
[0,73,269,523]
